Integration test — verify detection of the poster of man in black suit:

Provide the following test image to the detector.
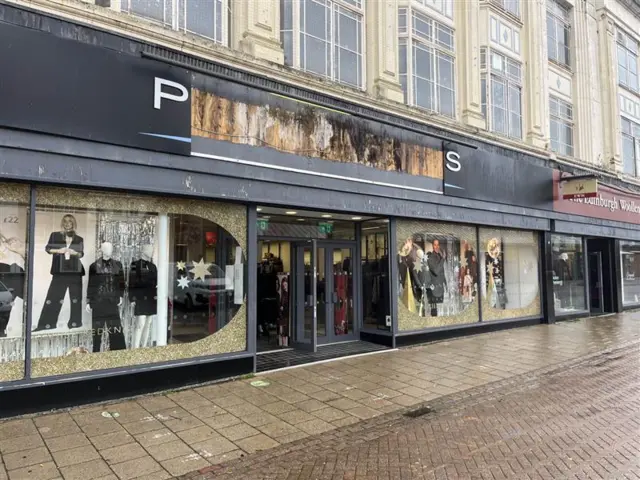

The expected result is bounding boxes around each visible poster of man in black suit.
[33,214,85,331]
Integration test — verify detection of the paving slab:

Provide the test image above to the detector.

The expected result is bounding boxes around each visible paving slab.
[0,313,639,480]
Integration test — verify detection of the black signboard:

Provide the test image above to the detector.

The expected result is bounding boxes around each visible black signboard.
[0,22,191,155]
[443,144,554,210]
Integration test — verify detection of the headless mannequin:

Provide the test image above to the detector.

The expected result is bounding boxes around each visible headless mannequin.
[128,244,157,348]
[87,242,126,352]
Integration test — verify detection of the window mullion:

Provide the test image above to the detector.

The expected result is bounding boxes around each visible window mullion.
[331,2,336,82]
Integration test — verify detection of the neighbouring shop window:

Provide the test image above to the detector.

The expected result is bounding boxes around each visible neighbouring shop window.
[29,188,246,378]
[620,241,640,305]
[0,184,29,383]
[396,220,479,331]
[479,229,541,321]
[551,234,586,314]
[362,220,390,331]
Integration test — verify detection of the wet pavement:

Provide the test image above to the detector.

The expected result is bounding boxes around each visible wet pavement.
[183,338,640,479]
[0,312,639,480]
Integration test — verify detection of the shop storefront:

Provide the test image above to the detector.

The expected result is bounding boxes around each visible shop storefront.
[1,4,640,413]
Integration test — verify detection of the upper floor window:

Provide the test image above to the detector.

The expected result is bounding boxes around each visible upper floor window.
[481,49,523,140]
[398,8,456,117]
[281,0,364,89]
[488,0,520,19]
[622,117,640,176]
[617,31,639,93]
[120,0,226,44]
[547,0,570,67]
[411,0,453,19]
[549,96,574,157]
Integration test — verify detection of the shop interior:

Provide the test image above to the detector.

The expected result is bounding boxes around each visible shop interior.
[586,237,615,315]
[256,207,389,355]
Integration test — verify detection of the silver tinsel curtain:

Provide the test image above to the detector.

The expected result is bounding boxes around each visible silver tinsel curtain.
[96,212,157,351]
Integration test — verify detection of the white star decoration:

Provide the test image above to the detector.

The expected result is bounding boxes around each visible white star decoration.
[177,276,190,289]
[176,261,186,271]
[190,258,211,281]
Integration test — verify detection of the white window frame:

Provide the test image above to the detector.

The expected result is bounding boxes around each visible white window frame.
[398,7,456,118]
[549,96,574,157]
[546,0,571,68]
[120,0,228,45]
[617,30,639,93]
[488,0,520,20]
[621,117,640,176]
[480,49,523,140]
[281,0,365,89]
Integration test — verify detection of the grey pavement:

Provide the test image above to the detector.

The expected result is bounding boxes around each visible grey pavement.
[0,312,638,480]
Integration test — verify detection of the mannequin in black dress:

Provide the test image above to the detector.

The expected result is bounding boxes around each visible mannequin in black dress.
[128,244,158,348]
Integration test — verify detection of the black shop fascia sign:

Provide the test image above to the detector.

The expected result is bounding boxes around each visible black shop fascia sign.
[0,22,192,156]
[443,143,554,211]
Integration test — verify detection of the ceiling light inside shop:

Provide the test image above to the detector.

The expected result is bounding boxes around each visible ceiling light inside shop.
[351,217,362,220]
[321,214,332,218]
[257,208,263,212]
[286,211,297,215]
[297,218,305,222]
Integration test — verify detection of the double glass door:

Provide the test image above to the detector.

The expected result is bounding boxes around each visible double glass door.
[293,240,356,351]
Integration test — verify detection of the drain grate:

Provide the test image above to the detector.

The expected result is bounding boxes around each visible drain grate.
[404,404,434,418]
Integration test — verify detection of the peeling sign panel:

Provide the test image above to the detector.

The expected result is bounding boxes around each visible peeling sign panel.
[190,85,443,183]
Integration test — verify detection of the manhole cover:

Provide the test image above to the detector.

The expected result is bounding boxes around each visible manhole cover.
[404,405,433,418]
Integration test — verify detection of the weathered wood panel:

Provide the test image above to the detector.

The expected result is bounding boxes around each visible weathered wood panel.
[191,89,443,180]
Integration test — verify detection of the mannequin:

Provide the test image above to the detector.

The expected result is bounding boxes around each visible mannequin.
[87,242,126,352]
[128,244,158,348]
[34,214,84,331]
[425,239,447,317]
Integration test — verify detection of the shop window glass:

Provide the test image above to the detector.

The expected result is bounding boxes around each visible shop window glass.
[362,220,390,331]
[30,188,246,378]
[620,241,640,305]
[0,184,29,382]
[479,229,541,321]
[396,220,479,331]
[551,234,586,314]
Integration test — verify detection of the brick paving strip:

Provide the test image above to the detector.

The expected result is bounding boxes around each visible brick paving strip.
[0,313,639,480]
[179,341,640,480]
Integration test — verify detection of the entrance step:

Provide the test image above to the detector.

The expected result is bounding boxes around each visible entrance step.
[256,341,389,372]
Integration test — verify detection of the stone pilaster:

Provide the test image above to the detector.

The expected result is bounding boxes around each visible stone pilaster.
[455,0,485,129]
[231,0,284,65]
[522,0,548,149]
[597,12,622,171]
[365,0,405,103]
[572,0,596,164]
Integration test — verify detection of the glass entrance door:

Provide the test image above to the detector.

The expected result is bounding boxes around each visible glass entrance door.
[318,243,356,345]
[292,241,316,351]
[588,251,604,314]
[292,241,357,351]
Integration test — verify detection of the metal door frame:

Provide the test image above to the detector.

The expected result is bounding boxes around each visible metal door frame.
[317,241,359,346]
[292,240,317,351]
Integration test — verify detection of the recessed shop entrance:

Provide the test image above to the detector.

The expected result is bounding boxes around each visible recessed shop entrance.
[256,207,384,359]
[586,238,615,315]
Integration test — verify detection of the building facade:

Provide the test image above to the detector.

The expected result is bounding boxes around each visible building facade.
[0,0,639,412]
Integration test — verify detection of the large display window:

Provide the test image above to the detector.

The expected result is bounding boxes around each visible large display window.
[620,241,640,305]
[479,228,541,321]
[29,187,246,378]
[0,183,29,382]
[396,220,479,330]
[551,234,586,314]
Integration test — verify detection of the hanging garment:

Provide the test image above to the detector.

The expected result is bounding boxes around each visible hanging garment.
[128,259,158,316]
[88,258,126,352]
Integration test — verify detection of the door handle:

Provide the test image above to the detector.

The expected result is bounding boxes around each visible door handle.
[332,292,339,304]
